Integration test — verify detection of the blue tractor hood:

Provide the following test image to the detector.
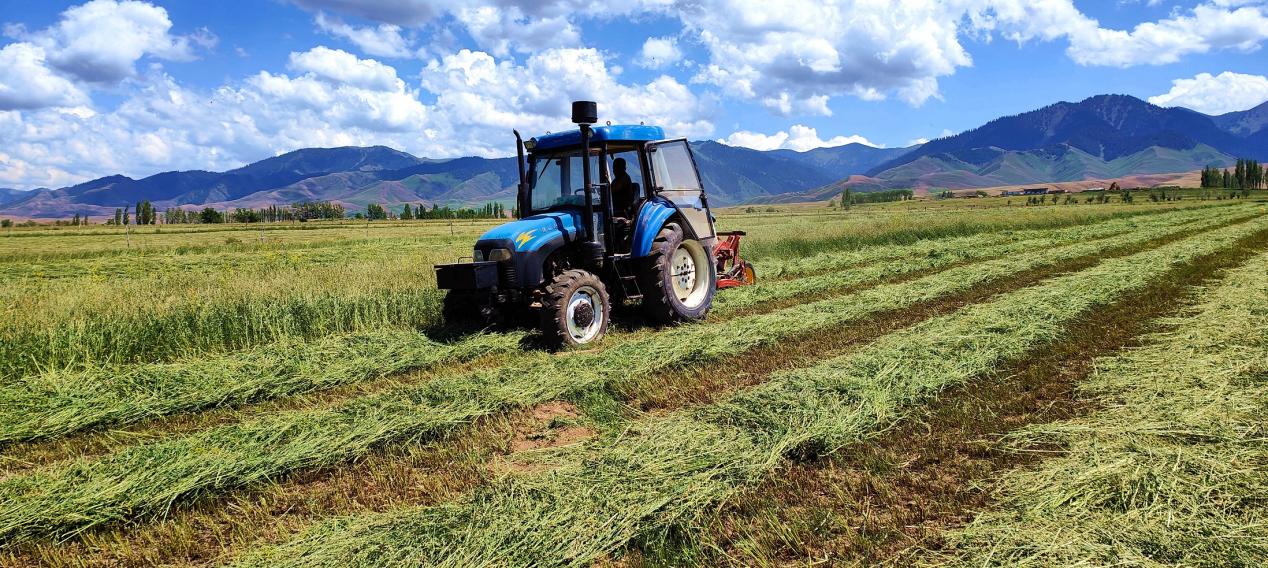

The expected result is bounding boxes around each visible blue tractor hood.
[477,211,583,253]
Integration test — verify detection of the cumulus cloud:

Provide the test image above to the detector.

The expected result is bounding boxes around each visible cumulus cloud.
[18,0,204,84]
[315,12,414,58]
[0,43,90,110]
[1149,71,1268,115]
[288,46,403,91]
[638,37,682,69]
[1060,4,1268,67]
[420,47,713,154]
[0,44,714,189]
[721,124,878,152]
[280,0,1268,116]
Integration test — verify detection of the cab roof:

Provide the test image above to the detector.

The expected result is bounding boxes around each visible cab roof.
[530,124,666,152]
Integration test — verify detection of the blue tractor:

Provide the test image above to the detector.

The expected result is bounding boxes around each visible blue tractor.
[435,101,753,348]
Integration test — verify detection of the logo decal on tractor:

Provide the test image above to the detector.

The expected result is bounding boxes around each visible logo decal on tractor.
[514,229,536,250]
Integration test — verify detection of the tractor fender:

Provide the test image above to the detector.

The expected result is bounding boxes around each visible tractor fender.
[631,197,683,258]
[475,211,583,287]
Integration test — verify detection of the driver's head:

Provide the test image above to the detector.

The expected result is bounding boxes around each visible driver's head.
[613,157,626,174]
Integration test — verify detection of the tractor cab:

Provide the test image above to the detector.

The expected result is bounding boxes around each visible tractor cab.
[435,101,753,348]
[521,125,715,257]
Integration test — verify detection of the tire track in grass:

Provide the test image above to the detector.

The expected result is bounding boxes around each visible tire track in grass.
[0,208,1255,546]
[0,207,1247,562]
[663,227,1268,567]
[0,206,1235,451]
[232,215,1268,567]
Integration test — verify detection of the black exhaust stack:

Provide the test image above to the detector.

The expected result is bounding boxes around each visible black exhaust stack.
[513,129,527,219]
[571,101,603,263]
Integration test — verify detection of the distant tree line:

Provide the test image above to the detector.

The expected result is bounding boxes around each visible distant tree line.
[94,199,509,226]
[158,201,348,224]
[370,202,507,220]
[839,188,913,208]
[1201,159,1265,189]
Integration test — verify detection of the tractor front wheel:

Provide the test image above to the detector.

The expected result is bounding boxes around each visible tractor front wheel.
[540,269,610,349]
[640,222,716,324]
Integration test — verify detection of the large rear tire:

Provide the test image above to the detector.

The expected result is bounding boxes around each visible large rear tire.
[640,222,716,324]
[541,269,610,349]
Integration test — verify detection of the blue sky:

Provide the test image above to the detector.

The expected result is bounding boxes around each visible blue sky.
[1,0,1267,189]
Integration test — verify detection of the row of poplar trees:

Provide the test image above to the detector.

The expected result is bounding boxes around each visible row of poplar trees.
[107,201,157,225]
[1201,159,1265,189]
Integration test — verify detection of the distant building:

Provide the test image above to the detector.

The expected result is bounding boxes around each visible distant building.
[1021,187,1050,195]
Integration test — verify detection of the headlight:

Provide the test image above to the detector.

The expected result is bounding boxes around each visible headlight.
[487,248,513,262]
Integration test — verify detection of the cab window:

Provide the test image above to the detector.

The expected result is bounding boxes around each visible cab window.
[648,141,701,192]
[528,151,601,213]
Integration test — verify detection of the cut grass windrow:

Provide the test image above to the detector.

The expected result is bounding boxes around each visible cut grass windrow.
[0,207,1256,545]
[235,211,1268,567]
[0,205,1222,381]
[0,206,1235,446]
[0,331,524,445]
[748,203,1230,279]
[926,249,1268,567]
[713,205,1242,314]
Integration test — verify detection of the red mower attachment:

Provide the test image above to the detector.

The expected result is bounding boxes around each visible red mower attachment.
[714,231,757,289]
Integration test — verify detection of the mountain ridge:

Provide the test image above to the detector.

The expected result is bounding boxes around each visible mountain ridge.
[0,141,915,218]
[3,94,1267,218]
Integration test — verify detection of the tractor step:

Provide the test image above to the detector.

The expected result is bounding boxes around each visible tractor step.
[612,256,643,300]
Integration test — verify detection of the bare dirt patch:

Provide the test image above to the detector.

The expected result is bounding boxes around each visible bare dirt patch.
[493,401,596,475]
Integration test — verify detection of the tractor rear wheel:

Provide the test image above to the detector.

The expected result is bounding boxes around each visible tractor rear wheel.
[640,222,716,324]
[540,269,610,349]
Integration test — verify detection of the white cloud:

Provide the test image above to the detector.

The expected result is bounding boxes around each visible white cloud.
[287,46,403,91]
[1061,4,1268,67]
[456,5,580,56]
[0,45,714,189]
[684,0,1268,114]
[280,0,1268,117]
[638,36,682,69]
[20,0,203,84]
[721,124,878,152]
[315,12,414,58]
[420,47,713,154]
[1149,71,1268,115]
[0,43,90,110]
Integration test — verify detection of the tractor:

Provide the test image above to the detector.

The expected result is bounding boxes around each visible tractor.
[434,101,755,348]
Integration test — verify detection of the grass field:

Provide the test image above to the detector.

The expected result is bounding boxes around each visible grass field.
[0,196,1265,567]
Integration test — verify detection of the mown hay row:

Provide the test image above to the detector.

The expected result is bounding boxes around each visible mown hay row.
[0,209,1257,544]
[0,204,1225,380]
[0,331,524,444]
[235,210,1268,567]
[926,249,1268,566]
[750,203,1231,279]
[715,205,1245,313]
[0,206,1235,445]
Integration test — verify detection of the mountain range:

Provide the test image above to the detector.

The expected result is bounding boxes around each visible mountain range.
[809,94,1265,197]
[1,94,1265,218]
[0,142,911,218]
